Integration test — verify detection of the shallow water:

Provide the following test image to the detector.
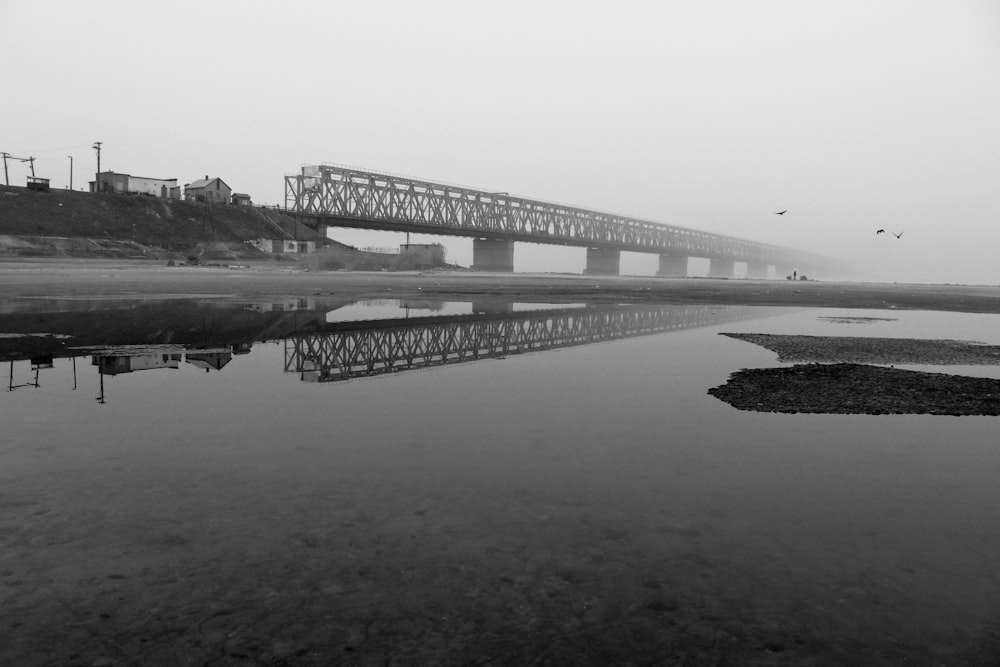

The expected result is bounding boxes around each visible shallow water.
[2,298,999,665]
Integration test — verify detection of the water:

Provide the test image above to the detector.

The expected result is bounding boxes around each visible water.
[2,298,999,665]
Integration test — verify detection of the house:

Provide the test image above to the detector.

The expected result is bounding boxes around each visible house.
[232,192,252,206]
[250,238,316,254]
[184,175,232,204]
[89,171,179,198]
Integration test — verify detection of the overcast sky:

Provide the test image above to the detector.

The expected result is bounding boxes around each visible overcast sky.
[3,1,998,283]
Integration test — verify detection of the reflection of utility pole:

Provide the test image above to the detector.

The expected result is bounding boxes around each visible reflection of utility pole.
[72,357,77,390]
[7,361,40,390]
[96,367,106,404]
[92,141,102,190]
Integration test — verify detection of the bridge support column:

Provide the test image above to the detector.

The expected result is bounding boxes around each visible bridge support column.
[746,262,769,279]
[472,238,514,272]
[584,247,620,275]
[709,258,736,278]
[657,254,688,277]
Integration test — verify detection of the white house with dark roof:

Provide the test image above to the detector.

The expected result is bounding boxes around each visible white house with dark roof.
[184,175,232,204]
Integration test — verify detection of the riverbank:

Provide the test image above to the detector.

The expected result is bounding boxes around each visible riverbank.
[2,258,1000,314]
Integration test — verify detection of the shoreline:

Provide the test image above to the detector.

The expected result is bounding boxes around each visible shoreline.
[2,258,1000,314]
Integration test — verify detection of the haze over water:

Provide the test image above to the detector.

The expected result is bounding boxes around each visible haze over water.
[3,295,1000,664]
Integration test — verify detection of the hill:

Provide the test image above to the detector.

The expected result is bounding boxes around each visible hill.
[0,184,327,261]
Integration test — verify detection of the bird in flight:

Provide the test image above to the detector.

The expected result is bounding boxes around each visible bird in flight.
[775,210,787,215]
[876,229,885,234]
[892,231,903,238]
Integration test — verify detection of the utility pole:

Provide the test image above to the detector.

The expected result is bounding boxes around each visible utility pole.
[68,155,73,190]
[92,141,102,191]
[1,152,36,184]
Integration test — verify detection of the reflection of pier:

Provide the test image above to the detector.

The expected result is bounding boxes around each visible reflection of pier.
[285,304,771,383]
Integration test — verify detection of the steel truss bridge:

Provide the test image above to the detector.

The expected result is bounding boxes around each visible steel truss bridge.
[284,163,842,276]
[284,303,774,383]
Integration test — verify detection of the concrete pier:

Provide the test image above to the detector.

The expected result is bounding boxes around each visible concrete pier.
[657,254,688,277]
[472,238,514,272]
[746,262,769,280]
[709,257,736,278]
[584,247,621,275]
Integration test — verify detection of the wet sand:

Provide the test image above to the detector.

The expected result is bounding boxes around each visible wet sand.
[2,259,1000,313]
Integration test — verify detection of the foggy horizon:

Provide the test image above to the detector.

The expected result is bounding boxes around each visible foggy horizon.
[3,1,998,284]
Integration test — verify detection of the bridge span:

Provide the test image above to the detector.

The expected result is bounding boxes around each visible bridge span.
[284,303,776,383]
[284,163,843,278]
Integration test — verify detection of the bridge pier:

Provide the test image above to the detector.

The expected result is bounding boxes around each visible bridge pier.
[746,262,769,280]
[472,238,515,272]
[709,257,736,278]
[584,247,621,275]
[657,254,688,277]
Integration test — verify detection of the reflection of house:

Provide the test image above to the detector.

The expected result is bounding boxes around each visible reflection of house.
[90,172,180,198]
[30,355,55,370]
[250,238,316,254]
[232,342,253,355]
[185,349,233,372]
[245,298,314,313]
[92,353,182,375]
[184,176,232,204]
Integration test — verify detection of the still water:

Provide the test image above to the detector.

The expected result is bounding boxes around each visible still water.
[2,297,1000,665]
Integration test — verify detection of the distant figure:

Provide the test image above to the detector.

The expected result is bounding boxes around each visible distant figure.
[775,210,787,215]
[793,270,797,280]
[893,231,904,238]
[876,229,885,235]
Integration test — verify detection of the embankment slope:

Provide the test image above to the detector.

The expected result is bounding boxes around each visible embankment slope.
[0,184,323,260]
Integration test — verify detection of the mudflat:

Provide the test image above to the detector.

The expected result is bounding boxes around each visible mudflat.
[2,259,1000,313]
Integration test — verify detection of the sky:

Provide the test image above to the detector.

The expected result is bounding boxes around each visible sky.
[3,0,999,284]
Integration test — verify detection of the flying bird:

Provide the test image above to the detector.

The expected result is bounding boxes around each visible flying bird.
[775,210,787,215]
[892,231,903,238]
[876,229,885,234]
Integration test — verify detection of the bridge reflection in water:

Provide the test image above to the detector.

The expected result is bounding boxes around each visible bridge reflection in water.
[285,304,775,383]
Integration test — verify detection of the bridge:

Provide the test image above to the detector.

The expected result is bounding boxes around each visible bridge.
[284,163,843,278]
[284,303,776,383]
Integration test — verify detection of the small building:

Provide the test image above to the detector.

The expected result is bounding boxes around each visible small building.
[250,238,316,254]
[400,243,446,266]
[26,176,50,192]
[89,171,179,198]
[232,192,252,206]
[185,349,233,372]
[185,176,232,204]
